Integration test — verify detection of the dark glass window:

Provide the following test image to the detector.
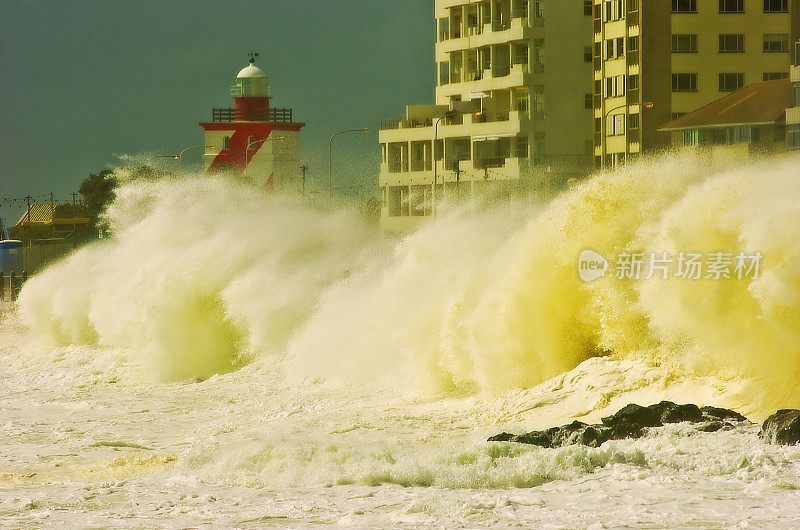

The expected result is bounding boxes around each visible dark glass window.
[763,34,789,52]
[672,34,698,52]
[764,0,788,12]
[672,73,698,91]
[719,73,744,91]
[672,0,697,12]
[719,0,744,12]
[719,34,745,52]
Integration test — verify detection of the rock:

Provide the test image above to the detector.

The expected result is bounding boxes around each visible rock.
[576,425,612,447]
[487,432,514,442]
[659,403,703,424]
[489,402,752,448]
[761,409,800,445]
[697,421,732,432]
[602,403,662,428]
[701,406,749,423]
[515,427,559,448]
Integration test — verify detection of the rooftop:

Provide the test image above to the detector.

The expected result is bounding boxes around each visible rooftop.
[661,78,792,131]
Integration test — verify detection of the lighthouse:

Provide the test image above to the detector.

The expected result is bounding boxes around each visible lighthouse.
[199,54,305,191]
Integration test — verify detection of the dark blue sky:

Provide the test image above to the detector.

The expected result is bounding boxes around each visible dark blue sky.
[0,0,433,214]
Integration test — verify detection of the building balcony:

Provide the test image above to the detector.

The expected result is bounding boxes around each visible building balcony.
[787,106,800,125]
[436,19,530,54]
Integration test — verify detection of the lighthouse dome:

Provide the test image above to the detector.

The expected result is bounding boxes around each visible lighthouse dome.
[232,61,269,98]
[237,63,267,79]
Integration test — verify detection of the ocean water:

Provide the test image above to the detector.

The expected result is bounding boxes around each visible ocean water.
[2,152,800,527]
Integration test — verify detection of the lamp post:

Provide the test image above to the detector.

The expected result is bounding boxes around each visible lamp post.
[432,110,458,217]
[328,128,370,203]
[602,101,654,167]
[245,136,285,166]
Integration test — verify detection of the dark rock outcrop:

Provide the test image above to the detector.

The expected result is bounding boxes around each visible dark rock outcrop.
[489,401,752,448]
[761,409,800,445]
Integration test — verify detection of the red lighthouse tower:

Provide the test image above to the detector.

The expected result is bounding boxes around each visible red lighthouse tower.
[200,53,305,191]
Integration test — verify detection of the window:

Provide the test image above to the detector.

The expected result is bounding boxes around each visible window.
[629,0,639,11]
[628,36,639,52]
[795,84,800,106]
[719,34,745,52]
[789,126,800,150]
[763,72,788,80]
[595,117,602,132]
[605,0,624,21]
[584,0,593,15]
[719,73,744,91]
[516,93,529,112]
[672,112,686,120]
[247,135,256,148]
[731,125,752,143]
[719,0,744,12]
[585,93,594,109]
[764,0,788,12]
[605,37,624,59]
[584,46,593,62]
[684,129,700,146]
[607,113,625,136]
[533,0,544,18]
[672,34,698,52]
[672,73,698,91]
[763,34,789,52]
[439,62,450,85]
[594,79,602,95]
[223,136,231,150]
[604,75,625,97]
[532,86,544,112]
[629,113,640,129]
[672,0,697,12]
[628,74,639,90]
[439,18,450,41]
[795,41,800,66]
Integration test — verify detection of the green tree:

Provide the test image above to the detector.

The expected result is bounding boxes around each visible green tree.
[79,169,117,225]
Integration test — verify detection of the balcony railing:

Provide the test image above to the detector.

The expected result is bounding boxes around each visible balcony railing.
[492,64,511,77]
[473,111,510,123]
[477,156,507,169]
[380,119,401,130]
[532,154,593,168]
[212,107,294,123]
[492,19,511,31]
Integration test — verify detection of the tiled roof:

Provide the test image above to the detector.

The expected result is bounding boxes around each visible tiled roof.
[16,204,56,225]
[15,204,90,226]
[661,78,792,131]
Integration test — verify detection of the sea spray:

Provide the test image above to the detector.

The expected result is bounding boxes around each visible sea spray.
[16,153,800,415]
[18,175,380,381]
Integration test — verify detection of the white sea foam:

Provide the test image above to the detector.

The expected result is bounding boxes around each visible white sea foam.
[15,152,800,420]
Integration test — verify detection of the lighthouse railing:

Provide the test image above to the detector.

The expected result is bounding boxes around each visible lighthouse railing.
[212,107,294,123]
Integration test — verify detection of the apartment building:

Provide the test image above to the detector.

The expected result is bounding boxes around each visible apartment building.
[789,39,800,149]
[378,0,594,232]
[593,0,800,167]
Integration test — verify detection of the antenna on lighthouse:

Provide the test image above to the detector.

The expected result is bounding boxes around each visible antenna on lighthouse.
[248,51,259,64]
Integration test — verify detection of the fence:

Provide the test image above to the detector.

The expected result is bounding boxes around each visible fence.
[0,270,27,302]
[0,241,76,301]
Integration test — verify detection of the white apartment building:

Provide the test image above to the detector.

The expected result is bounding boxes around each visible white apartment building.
[789,39,800,149]
[378,0,594,232]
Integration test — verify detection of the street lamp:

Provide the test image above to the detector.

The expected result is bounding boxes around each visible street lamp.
[173,145,214,164]
[245,136,285,166]
[602,101,654,167]
[328,128,370,203]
